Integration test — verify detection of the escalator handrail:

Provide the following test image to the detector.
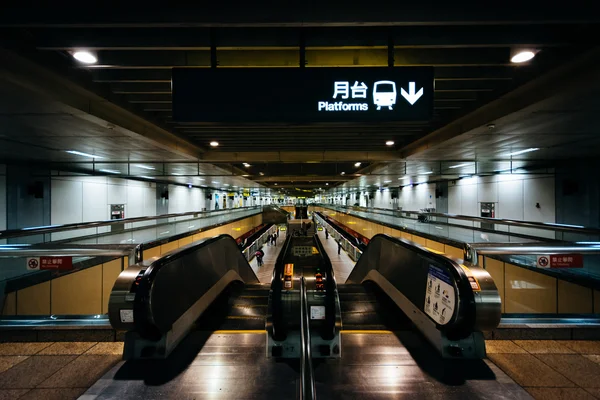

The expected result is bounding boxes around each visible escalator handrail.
[133,234,259,338]
[300,277,316,400]
[271,233,293,340]
[314,235,337,340]
[348,233,481,337]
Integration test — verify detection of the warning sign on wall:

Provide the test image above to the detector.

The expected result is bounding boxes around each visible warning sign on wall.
[537,254,583,268]
[424,265,455,325]
[26,256,73,271]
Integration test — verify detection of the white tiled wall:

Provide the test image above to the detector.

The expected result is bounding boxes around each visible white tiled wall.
[447,175,555,223]
[51,176,157,225]
[397,183,436,211]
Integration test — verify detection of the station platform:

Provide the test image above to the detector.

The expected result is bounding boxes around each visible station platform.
[315,228,356,283]
[249,236,284,283]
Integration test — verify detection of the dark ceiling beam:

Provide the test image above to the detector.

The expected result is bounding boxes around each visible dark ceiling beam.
[0,5,596,27]
[255,175,355,182]
[91,66,516,83]
[199,151,401,162]
[398,47,600,159]
[0,48,204,160]
[29,25,589,50]
[77,48,514,69]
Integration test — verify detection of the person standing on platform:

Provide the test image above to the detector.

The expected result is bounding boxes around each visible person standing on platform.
[325,229,329,239]
[255,249,264,266]
[272,233,277,246]
[338,240,342,255]
[267,233,272,246]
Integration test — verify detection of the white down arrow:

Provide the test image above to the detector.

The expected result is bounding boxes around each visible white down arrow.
[400,82,424,105]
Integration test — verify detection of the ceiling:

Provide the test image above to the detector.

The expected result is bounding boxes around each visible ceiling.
[0,5,599,195]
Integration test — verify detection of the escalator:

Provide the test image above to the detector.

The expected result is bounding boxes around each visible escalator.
[90,232,508,399]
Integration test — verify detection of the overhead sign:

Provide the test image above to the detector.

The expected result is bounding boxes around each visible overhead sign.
[537,255,583,268]
[172,67,434,123]
[424,265,455,325]
[26,256,73,271]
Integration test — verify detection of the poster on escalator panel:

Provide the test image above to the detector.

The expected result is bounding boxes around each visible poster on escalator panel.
[424,265,455,325]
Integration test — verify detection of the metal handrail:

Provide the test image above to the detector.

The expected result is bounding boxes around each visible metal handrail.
[466,242,600,264]
[0,206,261,240]
[300,277,316,400]
[0,243,142,265]
[318,203,600,235]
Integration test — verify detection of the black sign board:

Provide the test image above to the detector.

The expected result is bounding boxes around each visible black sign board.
[172,67,434,123]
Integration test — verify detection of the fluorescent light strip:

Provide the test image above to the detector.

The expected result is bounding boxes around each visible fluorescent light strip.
[448,163,470,169]
[139,176,154,179]
[136,164,155,170]
[66,150,103,159]
[422,171,433,175]
[99,169,120,174]
[505,148,539,156]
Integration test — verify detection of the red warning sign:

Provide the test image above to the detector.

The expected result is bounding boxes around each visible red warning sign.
[537,254,583,268]
[27,257,73,271]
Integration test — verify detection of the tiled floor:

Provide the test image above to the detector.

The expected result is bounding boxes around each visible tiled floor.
[0,342,123,400]
[1,338,600,398]
[315,228,357,283]
[486,340,600,399]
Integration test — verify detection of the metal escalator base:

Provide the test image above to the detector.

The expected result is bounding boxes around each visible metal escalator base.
[316,283,530,399]
[83,283,299,400]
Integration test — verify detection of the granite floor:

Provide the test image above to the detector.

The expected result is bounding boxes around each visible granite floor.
[487,340,600,399]
[1,339,600,398]
[0,341,123,400]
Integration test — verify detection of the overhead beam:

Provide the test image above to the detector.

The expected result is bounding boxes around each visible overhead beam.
[29,25,588,50]
[0,5,596,27]
[0,48,204,160]
[78,48,514,69]
[255,175,354,182]
[399,47,600,159]
[199,151,402,162]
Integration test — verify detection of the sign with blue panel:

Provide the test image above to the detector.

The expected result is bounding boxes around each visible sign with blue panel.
[172,67,434,123]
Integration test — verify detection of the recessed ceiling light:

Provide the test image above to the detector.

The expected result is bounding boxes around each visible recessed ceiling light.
[448,163,470,169]
[259,172,265,176]
[505,148,539,156]
[99,169,120,174]
[325,183,329,186]
[136,164,155,170]
[243,163,251,167]
[72,50,97,64]
[386,140,395,146]
[511,50,535,63]
[384,180,392,183]
[223,183,229,186]
[66,150,103,159]
[201,184,207,187]
[274,183,278,185]
[139,176,154,179]
[422,171,434,175]
[187,183,193,188]
[341,171,345,175]
[354,162,361,167]
[171,173,183,176]
[212,181,219,184]
[210,141,219,147]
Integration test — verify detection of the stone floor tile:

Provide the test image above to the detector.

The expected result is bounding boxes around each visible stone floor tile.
[0,356,29,373]
[84,342,123,355]
[525,387,597,400]
[0,343,53,356]
[557,341,600,355]
[0,356,75,388]
[514,340,576,354]
[537,354,600,388]
[18,388,86,400]
[584,388,600,398]
[0,389,29,400]
[486,340,528,354]
[584,355,600,365]
[37,342,96,356]
[38,355,121,389]
[488,353,576,387]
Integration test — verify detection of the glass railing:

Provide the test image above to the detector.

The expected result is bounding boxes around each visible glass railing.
[314,204,600,244]
[314,213,362,262]
[0,206,262,246]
